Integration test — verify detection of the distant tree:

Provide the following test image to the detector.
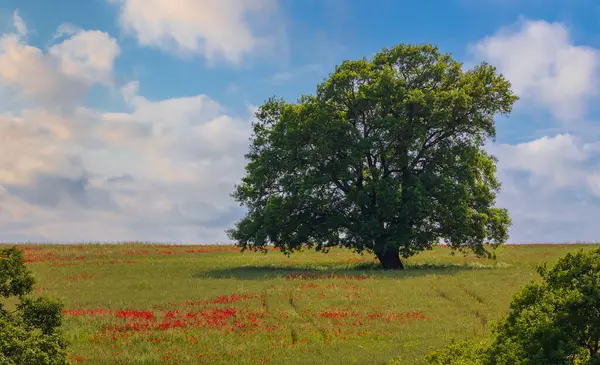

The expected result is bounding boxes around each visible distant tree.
[424,247,600,364]
[0,247,68,365]
[228,44,518,269]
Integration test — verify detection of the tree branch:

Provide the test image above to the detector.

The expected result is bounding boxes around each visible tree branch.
[408,109,476,172]
[332,179,350,194]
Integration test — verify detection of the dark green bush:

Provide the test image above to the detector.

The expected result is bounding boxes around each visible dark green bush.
[0,247,69,365]
[424,247,600,365]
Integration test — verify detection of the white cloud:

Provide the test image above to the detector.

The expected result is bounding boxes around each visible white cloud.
[51,23,82,42]
[0,14,252,243]
[0,15,121,183]
[0,110,83,185]
[97,84,251,185]
[494,174,600,243]
[0,22,119,107]
[489,134,598,189]
[472,19,600,121]
[12,10,27,37]
[0,34,85,106]
[490,134,600,242]
[110,0,281,64]
[48,30,120,85]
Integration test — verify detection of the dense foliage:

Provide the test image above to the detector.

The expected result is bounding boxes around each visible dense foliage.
[229,43,518,269]
[0,247,68,365]
[425,247,600,364]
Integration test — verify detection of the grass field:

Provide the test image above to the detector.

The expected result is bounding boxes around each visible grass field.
[4,243,598,364]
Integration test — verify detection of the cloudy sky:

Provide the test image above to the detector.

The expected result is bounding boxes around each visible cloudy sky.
[0,0,598,243]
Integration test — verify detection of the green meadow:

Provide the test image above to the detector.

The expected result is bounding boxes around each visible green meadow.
[6,243,597,364]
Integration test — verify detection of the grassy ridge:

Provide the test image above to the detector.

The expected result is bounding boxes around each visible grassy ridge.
[4,243,596,364]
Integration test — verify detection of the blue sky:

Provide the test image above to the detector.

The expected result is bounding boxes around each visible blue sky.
[0,0,599,243]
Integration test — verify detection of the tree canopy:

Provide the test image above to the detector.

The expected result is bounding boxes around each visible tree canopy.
[228,44,518,269]
[0,247,68,365]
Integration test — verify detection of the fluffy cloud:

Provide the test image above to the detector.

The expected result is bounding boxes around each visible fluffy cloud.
[0,16,120,183]
[494,173,600,243]
[490,134,600,242]
[12,10,27,37]
[97,81,251,184]
[0,34,85,106]
[0,111,83,185]
[48,30,120,85]
[110,0,281,64]
[472,18,600,122]
[489,134,600,189]
[0,14,252,243]
[0,19,119,107]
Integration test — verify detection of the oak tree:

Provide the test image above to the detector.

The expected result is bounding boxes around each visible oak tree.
[228,44,517,269]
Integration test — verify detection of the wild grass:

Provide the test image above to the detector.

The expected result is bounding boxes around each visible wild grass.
[4,242,597,364]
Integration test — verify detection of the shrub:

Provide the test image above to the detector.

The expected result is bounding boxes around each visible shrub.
[487,247,600,364]
[0,247,69,365]
[422,247,600,365]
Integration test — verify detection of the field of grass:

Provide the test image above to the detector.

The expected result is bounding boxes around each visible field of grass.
[4,243,597,364]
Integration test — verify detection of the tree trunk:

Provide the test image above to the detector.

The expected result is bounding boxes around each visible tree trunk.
[376,245,404,270]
